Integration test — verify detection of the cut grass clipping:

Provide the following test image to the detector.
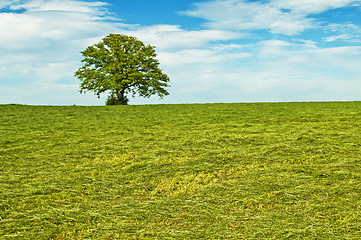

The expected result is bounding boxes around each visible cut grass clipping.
[1,102,361,239]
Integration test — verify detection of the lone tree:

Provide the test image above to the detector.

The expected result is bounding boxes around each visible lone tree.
[74,34,170,105]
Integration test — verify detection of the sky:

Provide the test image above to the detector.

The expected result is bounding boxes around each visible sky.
[1,0,361,105]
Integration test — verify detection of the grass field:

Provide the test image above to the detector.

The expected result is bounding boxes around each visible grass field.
[1,102,361,239]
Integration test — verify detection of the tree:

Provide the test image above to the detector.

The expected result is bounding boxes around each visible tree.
[74,34,170,105]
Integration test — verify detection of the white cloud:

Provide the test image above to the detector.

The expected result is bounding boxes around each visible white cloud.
[182,0,314,35]
[9,0,109,15]
[0,2,117,51]
[158,47,251,67]
[122,24,247,50]
[322,23,361,42]
[323,34,354,42]
[183,0,361,36]
[272,0,361,14]
[155,40,361,104]
[0,0,18,9]
[326,23,360,32]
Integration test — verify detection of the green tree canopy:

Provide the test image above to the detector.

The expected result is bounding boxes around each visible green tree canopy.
[74,34,170,105]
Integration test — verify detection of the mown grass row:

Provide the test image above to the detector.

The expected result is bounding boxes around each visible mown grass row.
[1,102,361,239]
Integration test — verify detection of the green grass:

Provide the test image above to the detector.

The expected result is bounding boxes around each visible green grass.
[1,102,361,239]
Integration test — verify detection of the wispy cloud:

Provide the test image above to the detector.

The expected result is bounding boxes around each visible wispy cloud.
[323,23,361,42]
[272,0,361,14]
[122,24,247,50]
[0,1,116,50]
[182,0,361,36]
[158,39,361,103]
[9,0,109,14]
[182,0,314,35]
[323,34,354,42]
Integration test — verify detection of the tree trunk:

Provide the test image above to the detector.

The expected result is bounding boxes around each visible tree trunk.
[116,88,128,105]
[106,88,128,105]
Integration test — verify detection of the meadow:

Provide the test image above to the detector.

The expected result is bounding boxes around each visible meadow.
[1,102,361,239]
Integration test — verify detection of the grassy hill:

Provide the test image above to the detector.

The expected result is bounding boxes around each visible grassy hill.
[1,102,361,239]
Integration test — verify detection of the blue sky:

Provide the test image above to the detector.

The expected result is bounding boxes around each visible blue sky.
[1,0,361,105]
